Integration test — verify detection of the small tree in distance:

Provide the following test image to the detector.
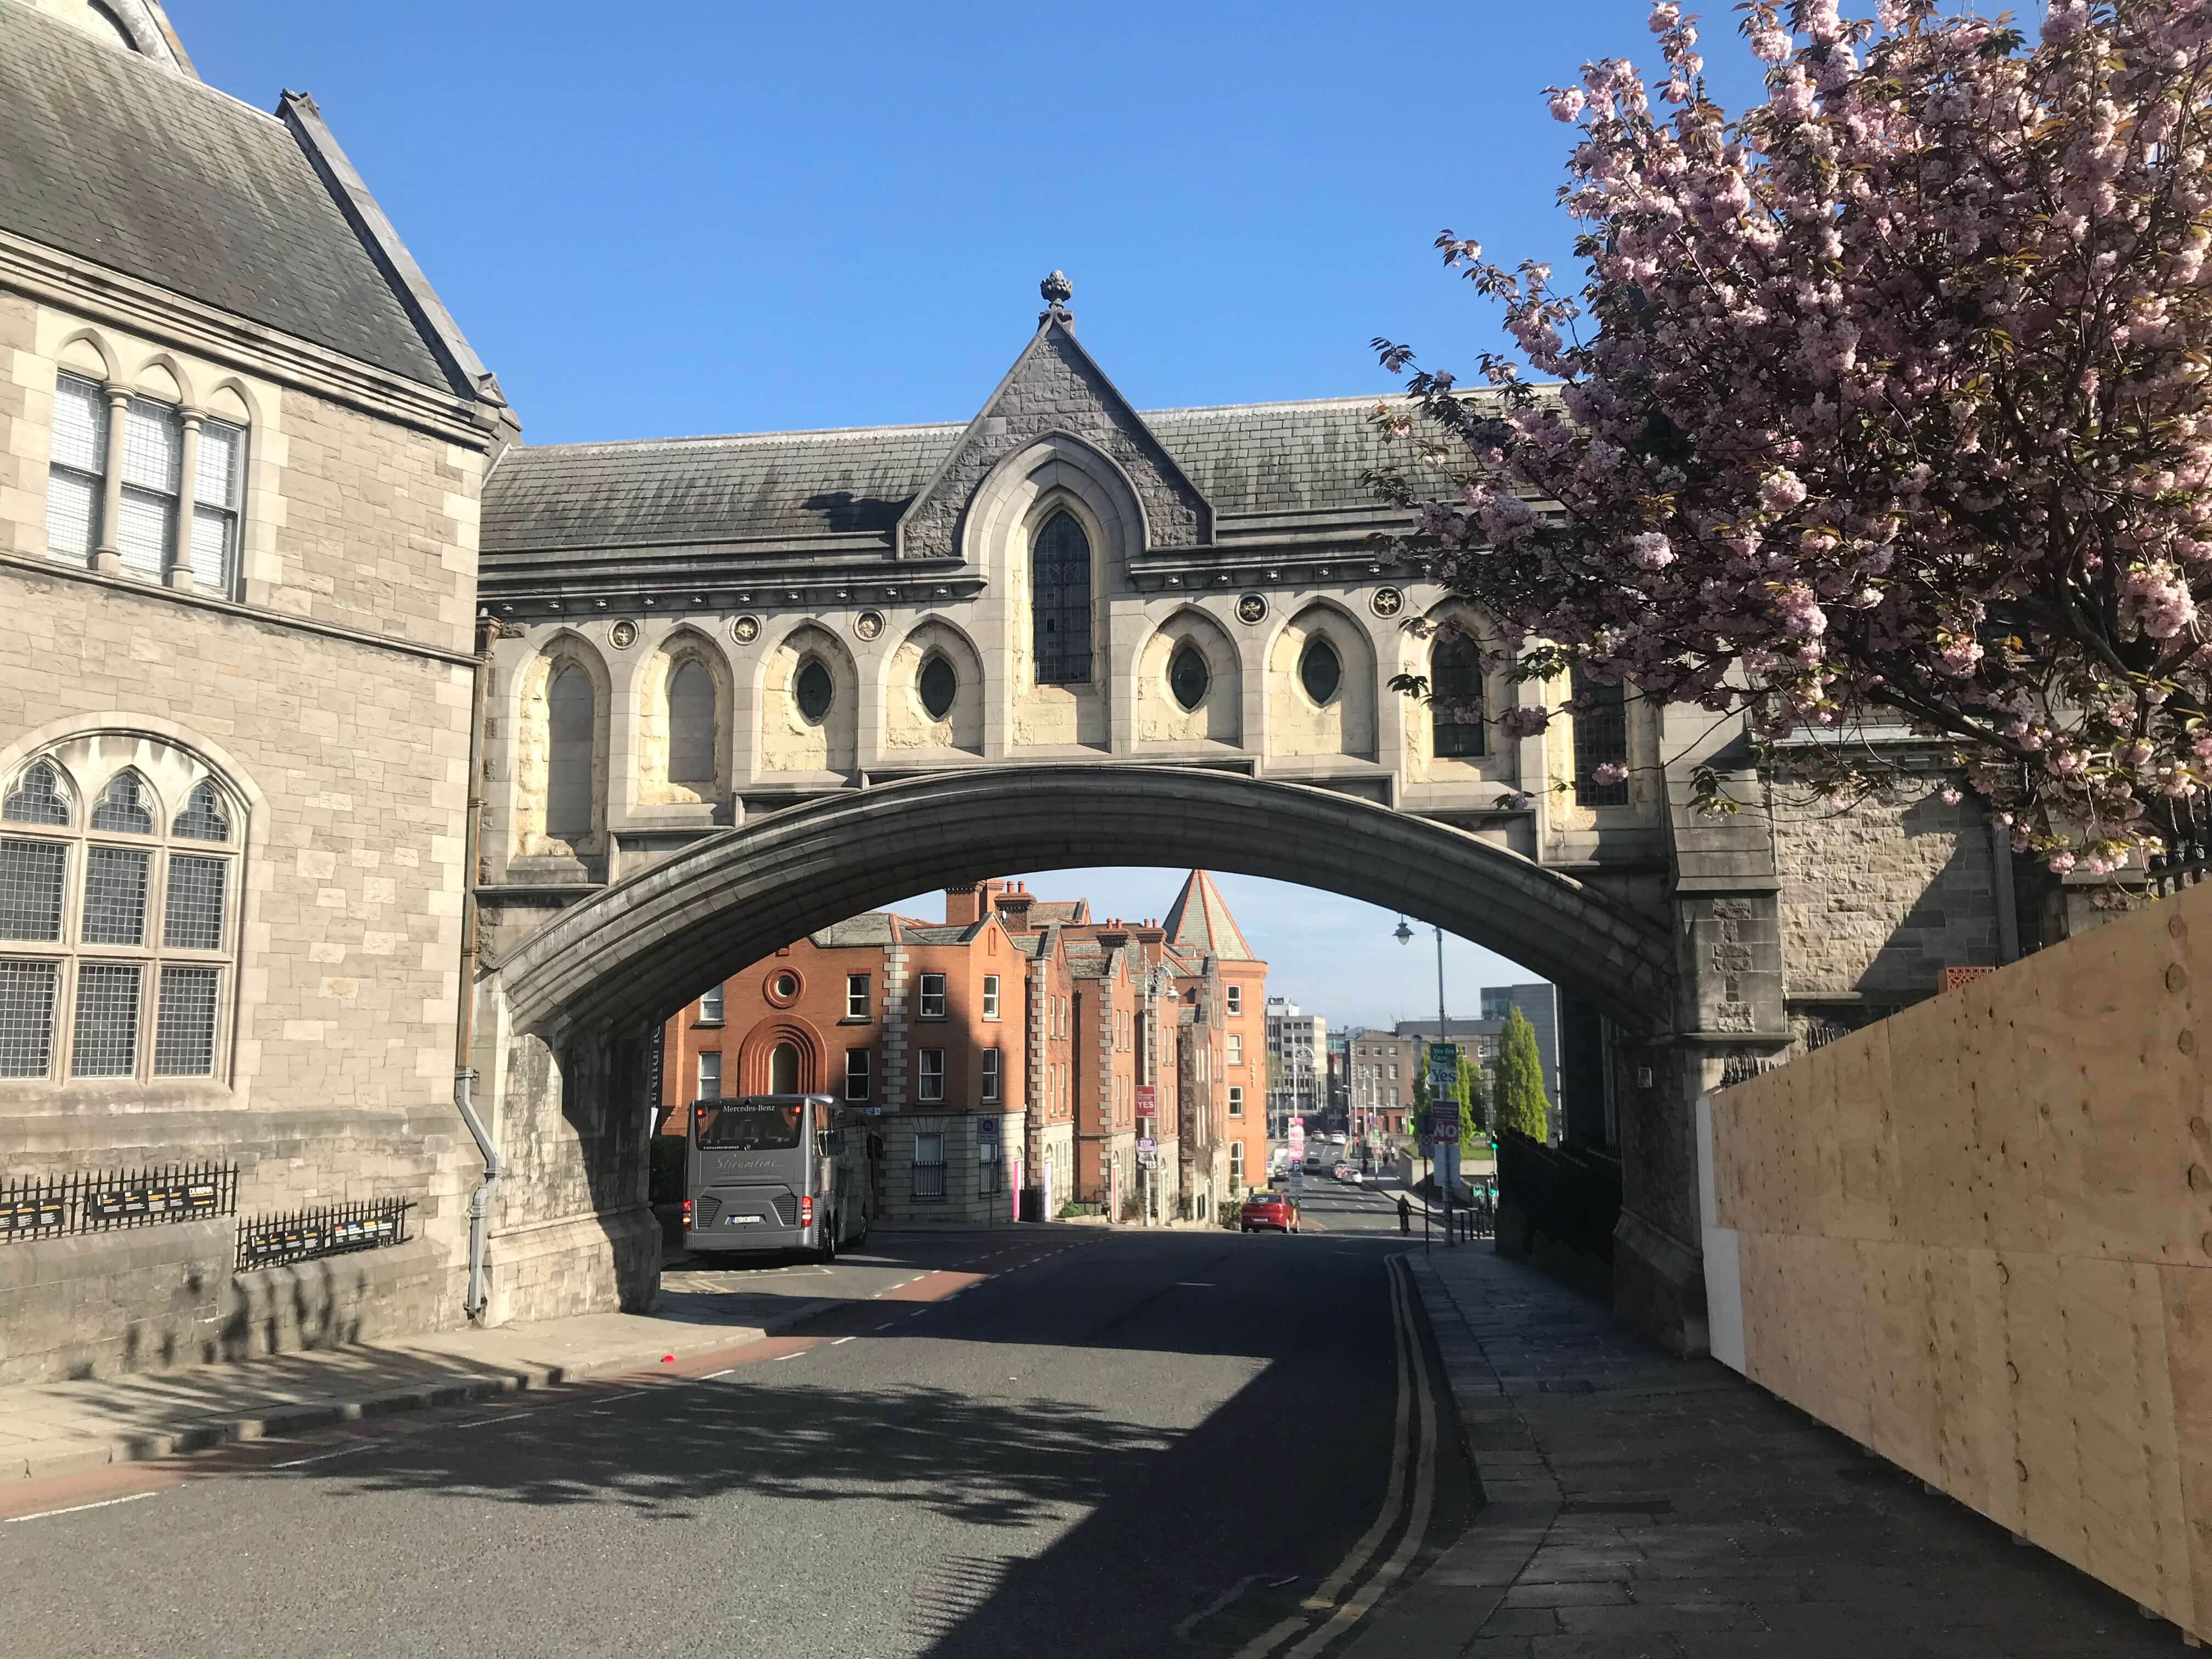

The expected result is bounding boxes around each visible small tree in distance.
[1372,0,2212,875]
[1495,1008,1551,1142]
[1455,1048,1487,1158]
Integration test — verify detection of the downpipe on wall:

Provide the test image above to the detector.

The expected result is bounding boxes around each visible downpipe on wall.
[456,616,501,1323]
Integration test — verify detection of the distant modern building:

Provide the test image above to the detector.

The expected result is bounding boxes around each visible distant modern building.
[1264,996,1327,1133]
[1337,1028,1417,1141]
[1396,980,1563,1142]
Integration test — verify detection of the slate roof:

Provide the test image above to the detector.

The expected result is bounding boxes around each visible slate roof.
[810,914,898,948]
[1026,900,1088,925]
[1161,870,1258,963]
[479,394,1427,561]
[900,924,983,946]
[0,2,458,390]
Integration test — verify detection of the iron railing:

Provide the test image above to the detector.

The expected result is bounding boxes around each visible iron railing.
[1,1161,236,1243]
[2150,795,2212,899]
[236,1197,411,1272]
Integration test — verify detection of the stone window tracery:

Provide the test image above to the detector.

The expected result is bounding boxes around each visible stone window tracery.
[1031,510,1093,685]
[0,749,241,1083]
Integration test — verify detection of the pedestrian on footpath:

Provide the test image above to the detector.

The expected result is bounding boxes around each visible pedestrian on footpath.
[1397,1194,1411,1234]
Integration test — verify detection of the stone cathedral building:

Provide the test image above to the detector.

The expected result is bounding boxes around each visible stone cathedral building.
[0,0,2023,1377]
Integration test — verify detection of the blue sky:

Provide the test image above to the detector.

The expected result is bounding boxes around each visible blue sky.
[182,1,1735,1026]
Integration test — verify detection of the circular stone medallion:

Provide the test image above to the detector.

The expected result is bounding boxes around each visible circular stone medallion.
[854,610,886,641]
[730,615,762,645]
[1234,592,1268,625]
[1370,586,1404,618]
[609,619,639,649]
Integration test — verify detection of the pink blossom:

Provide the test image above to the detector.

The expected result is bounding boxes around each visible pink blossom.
[2047,851,2079,874]
[1939,785,1963,805]
[1759,469,1808,512]
[1497,707,1551,740]
[1649,2,1680,32]
[1630,531,1676,569]
[1547,86,1587,122]
[1593,761,1630,785]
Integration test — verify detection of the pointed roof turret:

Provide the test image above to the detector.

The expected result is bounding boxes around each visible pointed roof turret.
[1161,870,1257,963]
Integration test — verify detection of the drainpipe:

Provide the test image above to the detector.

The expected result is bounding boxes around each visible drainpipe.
[455,614,503,1322]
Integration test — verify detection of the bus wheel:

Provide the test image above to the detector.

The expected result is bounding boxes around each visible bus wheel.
[817,1221,838,1266]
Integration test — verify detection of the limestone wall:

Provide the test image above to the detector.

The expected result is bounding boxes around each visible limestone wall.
[1702,879,2212,1638]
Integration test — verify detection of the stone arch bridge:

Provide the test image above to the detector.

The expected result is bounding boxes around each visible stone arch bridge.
[470,286,2020,1352]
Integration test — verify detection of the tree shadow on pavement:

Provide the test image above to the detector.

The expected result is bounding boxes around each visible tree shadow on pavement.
[291,1376,1178,1528]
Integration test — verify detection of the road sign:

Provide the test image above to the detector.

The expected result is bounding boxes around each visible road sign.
[1287,1120,1306,1161]
[1135,1085,1156,1115]
[1136,1137,1156,1154]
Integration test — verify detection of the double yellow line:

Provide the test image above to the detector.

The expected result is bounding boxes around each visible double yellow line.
[1234,1254,1438,1658]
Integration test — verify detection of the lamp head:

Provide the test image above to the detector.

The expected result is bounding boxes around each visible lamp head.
[1392,917,1414,947]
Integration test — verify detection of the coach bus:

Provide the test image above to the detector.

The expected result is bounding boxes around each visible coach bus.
[684,1093,869,1262]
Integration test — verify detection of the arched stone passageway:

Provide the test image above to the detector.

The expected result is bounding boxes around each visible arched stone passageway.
[471,764,1715,1348]
[496,765,1674,1039]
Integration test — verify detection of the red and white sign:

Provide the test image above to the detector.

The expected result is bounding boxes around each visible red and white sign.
[1135,1085,1156,1115]
[1288,1118,1306,1163]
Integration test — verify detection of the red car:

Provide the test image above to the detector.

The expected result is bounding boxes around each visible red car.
[1240,1190,1300,1234]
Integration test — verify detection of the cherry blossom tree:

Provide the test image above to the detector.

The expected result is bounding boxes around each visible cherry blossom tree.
[1370,0,2212,873]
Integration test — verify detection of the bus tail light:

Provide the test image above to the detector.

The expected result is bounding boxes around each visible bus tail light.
[681,1199,693,1231]
[799,1194,815,1229]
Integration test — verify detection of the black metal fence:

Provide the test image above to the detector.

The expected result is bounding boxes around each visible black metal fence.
[1495,1131,1622,1262]
[237,1198,412,1272]
[2150,795,2212,899]
[0,1161,237,1244]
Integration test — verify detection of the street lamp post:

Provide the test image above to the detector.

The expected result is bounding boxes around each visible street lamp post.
[1395,915,1456,1243]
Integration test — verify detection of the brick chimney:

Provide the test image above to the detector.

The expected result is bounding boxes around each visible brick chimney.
[1131,916,1167,961]
[1093,916,1130,951]
[945,879,1008,926]
[997,879,1035,930]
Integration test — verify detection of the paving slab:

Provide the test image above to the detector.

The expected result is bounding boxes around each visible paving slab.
[1348,1244,2188,1658]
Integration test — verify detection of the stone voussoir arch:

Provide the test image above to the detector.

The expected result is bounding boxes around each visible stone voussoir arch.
[495,763,1677,1040]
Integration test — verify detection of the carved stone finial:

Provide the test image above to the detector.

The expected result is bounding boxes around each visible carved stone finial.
[1040,270,1073,307]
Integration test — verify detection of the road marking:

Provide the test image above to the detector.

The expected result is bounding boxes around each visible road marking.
[702,1369,736,1379]
[772,1351,805,1362]
[3,1490,162,1524]
[873,1321,896,1331]
[830,1336,855,1346]
[1280,1260,1437,1658]
[1233,1254,1430,1659]
[267,1443,379,1469]
[1174,1572,1262,1638]
[1177,1282,1216,1288]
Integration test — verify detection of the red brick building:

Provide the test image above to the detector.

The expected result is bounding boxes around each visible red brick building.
[658,870,1268,1224]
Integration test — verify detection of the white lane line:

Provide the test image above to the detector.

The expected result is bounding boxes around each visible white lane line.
[771,1351,806,1362]
[702,1369,737,1380]
[830,1336,855,1346]
[4,1490,161,1523]
[1177,1282,1216,1288]
[873,1321,896,1331]
[908,1309,929,1318]
[268,1443,377,1470]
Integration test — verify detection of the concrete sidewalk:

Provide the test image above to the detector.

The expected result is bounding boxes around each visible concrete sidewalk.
[1353,1243,2184,1658]
[0,1303,814,1483]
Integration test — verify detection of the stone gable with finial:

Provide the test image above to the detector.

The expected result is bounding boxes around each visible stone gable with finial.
[893,272,1214,562]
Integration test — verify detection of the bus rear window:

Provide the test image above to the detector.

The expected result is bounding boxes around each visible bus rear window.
[694,1099,804,1150]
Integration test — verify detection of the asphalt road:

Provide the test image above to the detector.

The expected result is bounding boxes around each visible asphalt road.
[4,1187,1470,1659]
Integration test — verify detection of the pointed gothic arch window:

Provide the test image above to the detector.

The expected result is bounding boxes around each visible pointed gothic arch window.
[1572,667,1629,805]
[666,658,717,787]
[794,658,835,724]
[4,762,71,827]
[1031,511,1093,685]
[545,664,595,842]
[1431,634,1486,758]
